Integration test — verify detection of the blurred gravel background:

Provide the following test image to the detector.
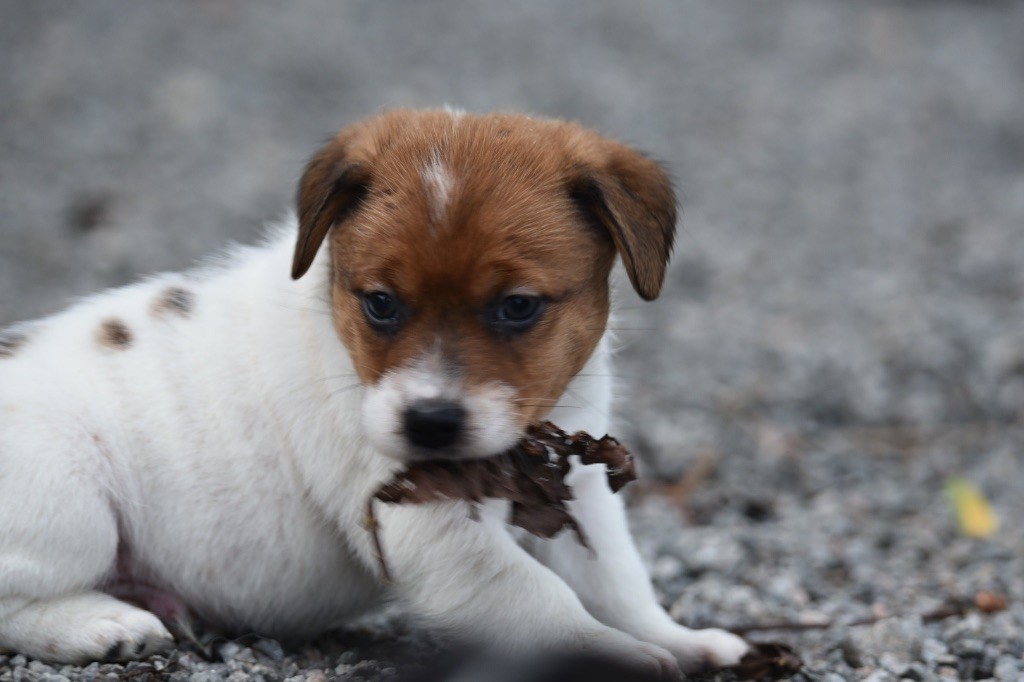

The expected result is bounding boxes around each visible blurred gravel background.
[2,2,1023,681]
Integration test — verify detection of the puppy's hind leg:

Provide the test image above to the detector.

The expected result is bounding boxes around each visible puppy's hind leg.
[0,434,172,664]
[0,592,174,664]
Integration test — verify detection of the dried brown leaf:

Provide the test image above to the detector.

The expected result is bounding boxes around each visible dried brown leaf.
[975,590,1008,614]
[723,641,803,680]
[365,422,636,581]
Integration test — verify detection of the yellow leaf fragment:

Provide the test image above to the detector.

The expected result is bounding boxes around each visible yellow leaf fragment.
[945,476,998,539]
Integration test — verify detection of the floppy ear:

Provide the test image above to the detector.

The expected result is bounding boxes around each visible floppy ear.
[570,146,677,300]
[292,139,371,280]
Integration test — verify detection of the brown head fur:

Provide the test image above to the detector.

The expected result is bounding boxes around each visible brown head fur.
[293,110,676,429]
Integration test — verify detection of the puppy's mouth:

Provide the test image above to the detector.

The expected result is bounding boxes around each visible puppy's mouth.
[398,441,517,464]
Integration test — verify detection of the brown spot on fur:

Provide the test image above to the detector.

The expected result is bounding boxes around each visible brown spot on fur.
[0,330,27,358]
[151,286,194,318]
[98,319,132,349]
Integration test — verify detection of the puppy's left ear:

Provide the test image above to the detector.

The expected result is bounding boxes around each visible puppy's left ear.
[292,137,371,280]
[571,144,677,301]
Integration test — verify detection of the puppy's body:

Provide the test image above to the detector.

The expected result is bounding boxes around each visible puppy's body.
[1,232,385,639]
[0,110,747,674]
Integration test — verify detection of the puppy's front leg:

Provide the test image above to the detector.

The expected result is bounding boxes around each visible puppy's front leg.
[361,499,680,678]
[539,338,749,672]
[530,463,749,672]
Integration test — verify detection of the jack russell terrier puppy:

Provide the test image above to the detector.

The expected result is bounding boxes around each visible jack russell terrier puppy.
[0,109,748,676]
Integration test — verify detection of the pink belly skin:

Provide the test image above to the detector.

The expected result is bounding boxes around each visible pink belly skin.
[104,540,190,626]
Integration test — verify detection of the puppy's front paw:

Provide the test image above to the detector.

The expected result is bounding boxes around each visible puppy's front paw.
[580,627,682,680]
[659,626,749,672]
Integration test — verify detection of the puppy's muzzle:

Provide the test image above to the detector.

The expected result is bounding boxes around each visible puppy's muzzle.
[403,399,466,451]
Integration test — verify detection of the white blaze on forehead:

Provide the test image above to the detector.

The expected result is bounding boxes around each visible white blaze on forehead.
[398,356,448,401]
[421,150,454,227]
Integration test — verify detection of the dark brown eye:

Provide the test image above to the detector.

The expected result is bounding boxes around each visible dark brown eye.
[360,291,403,332]
[489,295,546,334]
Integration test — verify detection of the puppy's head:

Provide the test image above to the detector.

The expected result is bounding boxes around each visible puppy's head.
[293,110,676,462]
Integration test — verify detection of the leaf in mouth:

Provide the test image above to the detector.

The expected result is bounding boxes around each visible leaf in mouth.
[363,421,637,582]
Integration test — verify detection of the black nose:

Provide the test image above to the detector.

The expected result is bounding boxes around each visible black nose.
[404,400,466,450]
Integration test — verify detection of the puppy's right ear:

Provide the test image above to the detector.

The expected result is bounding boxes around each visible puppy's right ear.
[292,139,371,280]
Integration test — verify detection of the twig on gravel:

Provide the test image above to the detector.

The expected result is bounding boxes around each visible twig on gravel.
[725,591,1008,636]
[810,418,1023,455]
[632,452,718,508]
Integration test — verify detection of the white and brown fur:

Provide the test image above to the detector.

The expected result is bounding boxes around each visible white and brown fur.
[0,109,747,675]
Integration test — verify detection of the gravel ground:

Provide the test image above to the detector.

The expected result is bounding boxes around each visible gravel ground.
[2,2,1023,680]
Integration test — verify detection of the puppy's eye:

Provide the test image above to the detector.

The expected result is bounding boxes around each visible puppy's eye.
[490,295,546,333]
[360,291,403,332]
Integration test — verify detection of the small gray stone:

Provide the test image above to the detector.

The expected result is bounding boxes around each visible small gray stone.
[190,672,226,682]
[920,638,950,666]
[861,670,895,682]
[879,652,907,674]
[952,638,985,659]
[651,555,684,582]
[253,639,285,662]
[995,655,1023,681]
[841,617,922,669]
[839,636,866,668]
[12,669,34,682]
[901,662,937,682]
[175,652,199,671]
[685,535,745,574]
[218,642,242,662]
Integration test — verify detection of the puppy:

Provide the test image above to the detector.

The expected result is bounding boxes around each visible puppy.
[0,109,747,675]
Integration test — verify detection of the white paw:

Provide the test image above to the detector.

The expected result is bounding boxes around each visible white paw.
[660,626,749,671]
[10,594,175,664]
[79,606,174,662]
[580,627,682,679]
